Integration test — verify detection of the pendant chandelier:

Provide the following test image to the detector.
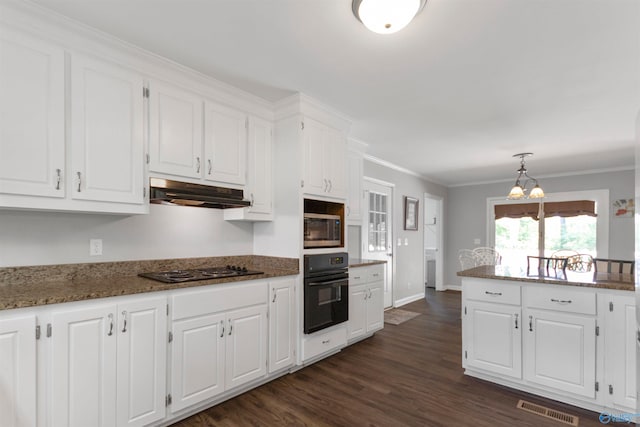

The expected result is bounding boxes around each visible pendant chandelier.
[507,153,545,200]
[352,0,427,34]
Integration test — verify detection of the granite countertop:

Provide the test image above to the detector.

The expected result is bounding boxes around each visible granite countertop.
[349,258,387,268]
[457,265,634,292]
[0,255,299,310]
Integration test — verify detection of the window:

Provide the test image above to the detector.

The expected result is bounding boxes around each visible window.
[368,192,387,252]
[488,190,609,271]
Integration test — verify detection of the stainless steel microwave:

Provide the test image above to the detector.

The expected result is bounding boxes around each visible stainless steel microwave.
[303,213,341,248]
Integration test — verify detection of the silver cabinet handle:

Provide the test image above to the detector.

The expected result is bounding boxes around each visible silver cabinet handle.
[347,206,351,216]
[76,172,81,192]
[228,319,232,336]
[485,291,502,296]
[272,290,277,303]
[323,179,328,192]
[121,311,127,333]
[250,193,254,206]
[529,315,533,332]
[550,298,572,304]
[220,320,225,338]
[514,314,518,329]
[207,159,212,175]
[368,289,372,299]
[55,169,62,190]
[196,157,200,173]
[322,339,330,344]
[363,291,367,300]
[107,313,114,336]
[353,276,361,280]
[372,273,380,277]
[328,179,332,192]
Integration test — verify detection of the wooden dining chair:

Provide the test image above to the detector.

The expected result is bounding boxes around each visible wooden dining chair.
[593,258,635,274]
[527,256,568,276]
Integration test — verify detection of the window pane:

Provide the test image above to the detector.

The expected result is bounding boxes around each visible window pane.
[495,217,539,271]
[544,215,597,257]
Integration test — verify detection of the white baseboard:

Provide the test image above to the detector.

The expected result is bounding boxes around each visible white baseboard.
[394,293,425,307]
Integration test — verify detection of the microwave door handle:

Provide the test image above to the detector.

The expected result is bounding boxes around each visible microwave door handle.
[307,279,347,287]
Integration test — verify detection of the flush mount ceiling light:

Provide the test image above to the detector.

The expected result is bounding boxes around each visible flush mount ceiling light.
[507,153,545,200]
[352,0,427,34]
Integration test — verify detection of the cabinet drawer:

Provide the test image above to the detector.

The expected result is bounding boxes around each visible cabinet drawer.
[525,286,596,315]
[349,267,369,286]
[302,326,346,361]
[171,281,267,320]
[349,265,384,286]
[464,280,520,305]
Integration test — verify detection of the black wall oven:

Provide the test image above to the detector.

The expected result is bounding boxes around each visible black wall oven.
[304,252,349,334]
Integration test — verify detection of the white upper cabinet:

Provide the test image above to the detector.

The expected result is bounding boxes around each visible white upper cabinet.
[70,53,145,205]
[204,101,247,186]
[148,81,203,179]
[302,117,347,199]
[0,27,65,199]
[346,150,364,223]
[224,115,273,221]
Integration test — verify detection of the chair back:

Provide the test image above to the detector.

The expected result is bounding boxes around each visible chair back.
[594,258,635,274]
[566,254,594,273]
[527,256,568,277]
[551,250,579,259]
[472,247,501,266]
[458,249,477,271]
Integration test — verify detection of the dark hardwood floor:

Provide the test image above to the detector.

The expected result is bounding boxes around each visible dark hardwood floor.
[172,289,607,426]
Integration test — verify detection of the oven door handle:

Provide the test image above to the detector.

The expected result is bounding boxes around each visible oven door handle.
[307,279,347,287]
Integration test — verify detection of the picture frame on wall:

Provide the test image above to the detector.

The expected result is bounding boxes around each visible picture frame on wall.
[404,196,419,230]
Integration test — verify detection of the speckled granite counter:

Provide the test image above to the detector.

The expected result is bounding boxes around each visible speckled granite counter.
[349,258,387,268]
[457,265,634,292]
[0,255,299,310]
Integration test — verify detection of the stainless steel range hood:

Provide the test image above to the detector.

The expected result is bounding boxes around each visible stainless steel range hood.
[149,178,251,209]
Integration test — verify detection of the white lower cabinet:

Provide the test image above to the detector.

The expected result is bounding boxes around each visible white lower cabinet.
[0,314,37,427]
[523,308,596,399]
[605,294,636,411]
[465,301,521,379]
[462,277,636,413]
[268,278,295,373]
[169,281,268,414]
[49,295,167,427]
[347,265,384,343]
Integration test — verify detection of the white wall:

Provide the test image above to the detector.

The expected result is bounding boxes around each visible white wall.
[445,169,635,287]
[0,205,253,267]
[363,159,447,304]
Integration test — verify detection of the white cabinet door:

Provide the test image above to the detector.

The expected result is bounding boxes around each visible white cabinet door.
[70,54,144,204]
[269,279,294,373]
[348,284,367,341]
[203,101,246,185]
[347,150,363,222]
[324,128,347,198]
[366,283,384,333]
[116,296,167,427]
[465,301,521,379]
[246,116,272,215]
[225,305,267,390]
[50,303,117,427]
[608,295,636,410]
[171,313,225,413]
[302,118,327,196]
[0,315,36,427]
[149,81,203,178]
[524,308,596,398]
[0,28,65,199]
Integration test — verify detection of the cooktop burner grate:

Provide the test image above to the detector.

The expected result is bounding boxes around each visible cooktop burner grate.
[138,266,264,283]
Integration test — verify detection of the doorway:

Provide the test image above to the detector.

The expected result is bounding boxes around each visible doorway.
[363,178,394,308]
[424,193,443,291]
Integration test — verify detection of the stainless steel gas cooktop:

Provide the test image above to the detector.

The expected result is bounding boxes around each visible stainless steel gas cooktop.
[138,266,263,283]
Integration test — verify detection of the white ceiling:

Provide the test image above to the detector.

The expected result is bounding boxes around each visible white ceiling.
[30,0,640,186]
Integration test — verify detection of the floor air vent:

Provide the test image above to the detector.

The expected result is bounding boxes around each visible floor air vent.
[516,400,579,426]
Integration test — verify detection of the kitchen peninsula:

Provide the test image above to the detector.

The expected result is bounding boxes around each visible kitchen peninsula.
[458,265,636,415]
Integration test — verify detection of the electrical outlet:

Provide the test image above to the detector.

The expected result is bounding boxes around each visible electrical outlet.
[404,238,409,246]
[89,239,103,256]
[397,238,402,247]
